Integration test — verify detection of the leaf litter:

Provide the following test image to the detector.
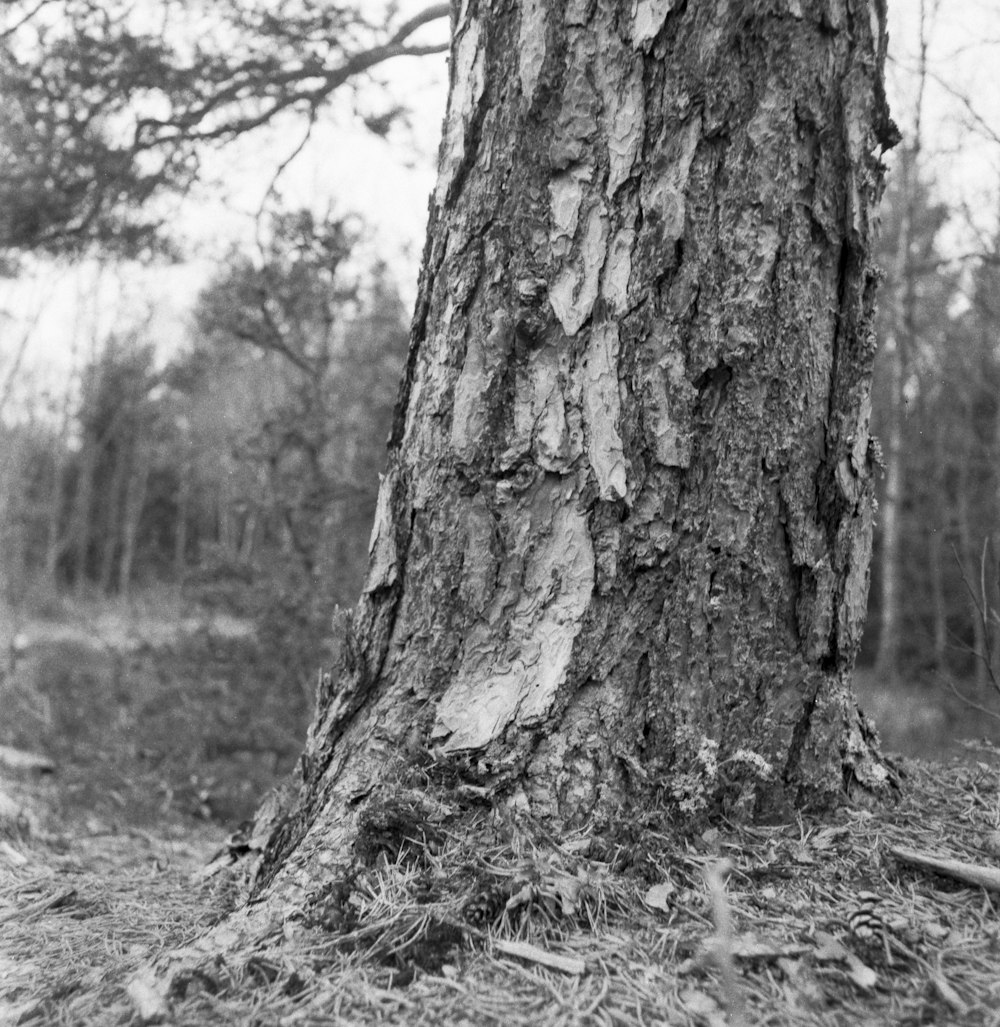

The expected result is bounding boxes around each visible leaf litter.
[1,749,999,1025]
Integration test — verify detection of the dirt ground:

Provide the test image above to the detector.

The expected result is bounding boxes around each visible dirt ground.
[2,605,1000,1025]
[3,748,1000,1026]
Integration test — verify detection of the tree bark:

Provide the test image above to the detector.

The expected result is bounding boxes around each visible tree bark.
[255,0,896,905]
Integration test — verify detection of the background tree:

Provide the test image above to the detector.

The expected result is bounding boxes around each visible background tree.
[174,210,408,692]
[857,0,1000,706]
[58,333,161,595]
[0,209,408,696]
[863,163,1000,693]
[866,152,953,678]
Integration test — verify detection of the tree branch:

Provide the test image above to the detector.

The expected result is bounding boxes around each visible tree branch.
[388,4,451,46]
[0,0,59,39]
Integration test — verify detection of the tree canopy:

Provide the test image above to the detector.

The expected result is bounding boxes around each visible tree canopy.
[0,0,449,258]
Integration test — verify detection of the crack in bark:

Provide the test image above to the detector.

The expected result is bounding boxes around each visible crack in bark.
[779,672,822,798]
[391,219,442,449]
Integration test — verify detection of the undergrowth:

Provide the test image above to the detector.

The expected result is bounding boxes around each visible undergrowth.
[5,753,999,1026]
[1,622,307,827]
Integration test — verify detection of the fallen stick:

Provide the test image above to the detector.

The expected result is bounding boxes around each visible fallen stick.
[493,938,586,975]
[890,846,1000,893]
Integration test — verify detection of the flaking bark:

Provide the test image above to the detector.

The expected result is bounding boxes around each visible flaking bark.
[255,0,897,904]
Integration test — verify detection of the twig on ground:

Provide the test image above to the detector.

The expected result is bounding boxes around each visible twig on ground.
[890,845,1000,893]
[493,939,586,975]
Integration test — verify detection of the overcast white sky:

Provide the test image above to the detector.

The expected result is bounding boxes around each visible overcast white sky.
[0,1,451,401]
[2,1,999,405]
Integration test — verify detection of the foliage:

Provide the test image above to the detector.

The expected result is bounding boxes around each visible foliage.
[1,623,304,826]
[0,208,408,708]
[178,210,408,693]
[0,0,449,257]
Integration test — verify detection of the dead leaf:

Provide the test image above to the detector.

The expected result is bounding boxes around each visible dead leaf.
[791,844,815,865]
[679,987,720,1016]
[555,876,581,916]
[844,953,877,990]
[504,882,534,912]
[561,836,592,855]
[811,827,848,850]
[982,830,1000,858]
[813,930,849,962]
[644,881,675,911]
[127,968,169,1024]
[812,930,877,988]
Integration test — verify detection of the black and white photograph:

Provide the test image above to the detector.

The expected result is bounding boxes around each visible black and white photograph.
[1,1,999,1023]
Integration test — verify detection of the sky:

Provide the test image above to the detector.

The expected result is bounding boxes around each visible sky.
[2,1,999,407]
[884,0,1000,254]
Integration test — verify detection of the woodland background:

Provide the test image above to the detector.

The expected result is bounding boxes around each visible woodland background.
[1,1,1000,829]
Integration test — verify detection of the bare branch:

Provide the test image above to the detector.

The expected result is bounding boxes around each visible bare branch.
[0,0,59,39]
[388,4,451,46]
[255,110,319,234]
[911,251,1000,273]
[922,66,1000,149]
[941,676,1000,724]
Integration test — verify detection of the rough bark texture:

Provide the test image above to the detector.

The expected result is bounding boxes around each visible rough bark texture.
[256,0,896,905]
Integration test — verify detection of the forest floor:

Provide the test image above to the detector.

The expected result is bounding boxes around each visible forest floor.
[1,601,1000,1026]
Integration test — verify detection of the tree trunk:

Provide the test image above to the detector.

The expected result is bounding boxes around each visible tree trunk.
[173,463,190,582]
[98,441,127,594]
[70,432,98,594]
[926,408,948,676]
[44,446,68,586]
[255,0,895,905]
[927,523,948,676]
[118,446,150,600]
[956,471,989,691]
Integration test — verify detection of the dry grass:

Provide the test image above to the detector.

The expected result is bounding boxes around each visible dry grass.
[3,745,1000,1027]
